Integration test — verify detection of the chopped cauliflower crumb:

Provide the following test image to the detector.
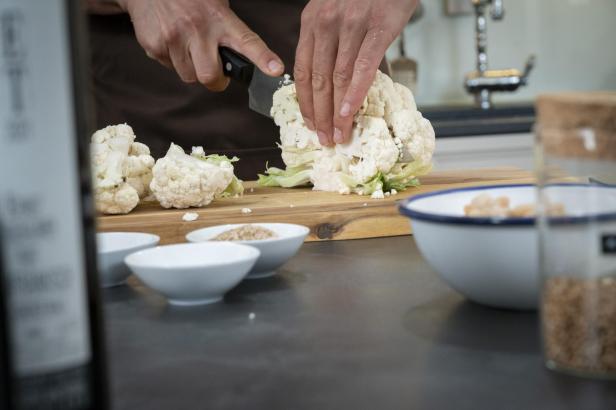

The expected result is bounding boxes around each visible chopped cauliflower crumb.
[391,189,398,195]
[371,190,385,199]
[249,312,256,320]
[182,212,199,222]
[241,207,253,214]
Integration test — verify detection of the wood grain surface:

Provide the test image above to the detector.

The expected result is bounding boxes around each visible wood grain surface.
[97,167,533,244]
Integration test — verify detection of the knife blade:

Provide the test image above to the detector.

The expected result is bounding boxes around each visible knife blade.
[219,47,290,118]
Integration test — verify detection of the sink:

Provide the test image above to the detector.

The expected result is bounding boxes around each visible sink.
[421,104,535,137]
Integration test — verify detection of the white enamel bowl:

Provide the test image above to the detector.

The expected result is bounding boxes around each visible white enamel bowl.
[96,232,160,288]
[124,242,260,306]
[186,223,310,279]
[399,184,616,310]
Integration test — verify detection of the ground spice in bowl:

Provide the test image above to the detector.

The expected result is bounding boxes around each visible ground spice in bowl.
[212,225,277,241]
[542,276,616,375]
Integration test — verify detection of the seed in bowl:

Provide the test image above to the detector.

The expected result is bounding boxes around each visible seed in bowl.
[212,224,277,241]
[464,193,565,217]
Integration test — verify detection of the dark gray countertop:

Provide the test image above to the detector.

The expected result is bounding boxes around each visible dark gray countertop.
[103,236,616,410]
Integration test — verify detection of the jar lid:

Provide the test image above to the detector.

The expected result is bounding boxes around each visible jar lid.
[536,92,616,131]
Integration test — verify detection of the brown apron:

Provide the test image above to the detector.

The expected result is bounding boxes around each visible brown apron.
[88,1,307,180]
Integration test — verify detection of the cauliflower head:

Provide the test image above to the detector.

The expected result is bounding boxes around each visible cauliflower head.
[91,124,155,214]
[259,70,435,195]
[150,144,242,209]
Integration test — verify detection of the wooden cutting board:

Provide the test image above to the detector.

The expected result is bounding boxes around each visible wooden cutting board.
[97,167,533,244]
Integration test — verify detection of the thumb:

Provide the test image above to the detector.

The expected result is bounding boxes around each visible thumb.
[223,12,284,77]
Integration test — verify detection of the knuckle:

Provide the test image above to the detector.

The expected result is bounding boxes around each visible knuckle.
[311,71,329,92]
[238,30,262,48]
[196,70,219,86]
[293,64,311,84]
[205,3,227,21]
[342,8,363,27]
[354,56,374,74]
[332,68,351,89]
[300,8,314,26]
[137,35,165,59]
[316,3,339,28]
[162,22,181,43]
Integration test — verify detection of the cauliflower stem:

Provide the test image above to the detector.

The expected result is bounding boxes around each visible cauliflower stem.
[258,165,312,188]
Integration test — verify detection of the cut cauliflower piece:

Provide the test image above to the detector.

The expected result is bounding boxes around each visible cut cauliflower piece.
[310,149,353,194]
[262,70,435,196]
[338,116,399,184]
[91,123,154,214]
[150,143,239,209]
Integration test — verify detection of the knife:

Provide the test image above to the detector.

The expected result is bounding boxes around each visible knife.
[219,47,290,119]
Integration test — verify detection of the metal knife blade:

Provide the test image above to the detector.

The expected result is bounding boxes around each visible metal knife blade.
[219,47,291,119]
[248,69,286,118]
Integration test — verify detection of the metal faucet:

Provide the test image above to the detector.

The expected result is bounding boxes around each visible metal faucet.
[465,0,535,109]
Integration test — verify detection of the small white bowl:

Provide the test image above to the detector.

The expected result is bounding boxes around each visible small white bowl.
[399,184,616,310]
[186,223,309,279]
[124,242,260,306]
[96,232,160,288]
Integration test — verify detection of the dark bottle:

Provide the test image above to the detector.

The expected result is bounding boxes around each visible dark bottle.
[0,1,108,409]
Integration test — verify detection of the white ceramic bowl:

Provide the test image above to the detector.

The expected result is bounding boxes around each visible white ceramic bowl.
[399,184,616,310]
[96,232,160,288]
[124,242,260,306]
[186,223,309,279]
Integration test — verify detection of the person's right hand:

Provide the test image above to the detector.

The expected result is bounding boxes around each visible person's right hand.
[115,0,284,90]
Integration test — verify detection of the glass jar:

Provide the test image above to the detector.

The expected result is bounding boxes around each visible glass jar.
[535,92,616,379]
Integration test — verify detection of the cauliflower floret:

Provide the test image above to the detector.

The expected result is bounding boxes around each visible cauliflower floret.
[279,122,321,151]
[391,110,436,165]
[337,116,399,184]
[91,124,154,214]
[271,83,304,128]
[150,143,234,209]
[125,142,155,198]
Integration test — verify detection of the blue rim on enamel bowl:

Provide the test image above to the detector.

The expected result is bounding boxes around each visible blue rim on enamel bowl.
[398,183,616,226]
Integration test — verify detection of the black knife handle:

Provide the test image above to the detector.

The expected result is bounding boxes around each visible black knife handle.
[219,47,254,86]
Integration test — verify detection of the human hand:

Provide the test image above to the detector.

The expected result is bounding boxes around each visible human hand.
[116,0,284,90]
[295,0,418,146]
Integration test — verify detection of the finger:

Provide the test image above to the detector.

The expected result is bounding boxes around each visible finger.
[190,39,230,92]
[332,19,366,144]
[294,14,315,131]
[148,52,174,71]
[167,36,197,83]
[339,28,391,122]
[311,17,339,147]
[222,12,284,76]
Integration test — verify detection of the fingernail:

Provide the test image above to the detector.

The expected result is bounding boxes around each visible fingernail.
[317,131,328,145]
[340,102,351,117]
[334,128,343,144]
[268,60,283,73]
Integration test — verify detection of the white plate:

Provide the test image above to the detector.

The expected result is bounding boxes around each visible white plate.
[186,223,309,279]
[124,242,260,306]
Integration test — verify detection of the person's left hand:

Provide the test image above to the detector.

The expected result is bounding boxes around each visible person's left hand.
[294,0,418,146]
